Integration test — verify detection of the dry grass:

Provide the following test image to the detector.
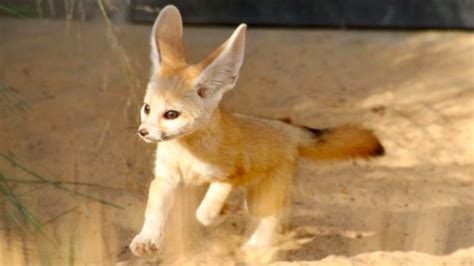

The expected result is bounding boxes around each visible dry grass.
[0,2,140,264]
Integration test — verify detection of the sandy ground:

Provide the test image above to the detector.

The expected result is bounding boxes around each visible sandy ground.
[0,18,473,265]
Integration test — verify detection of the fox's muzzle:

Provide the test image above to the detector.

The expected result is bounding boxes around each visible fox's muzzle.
[137,124,164,143]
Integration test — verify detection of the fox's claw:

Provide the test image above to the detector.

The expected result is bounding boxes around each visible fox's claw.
[130,232,162,257]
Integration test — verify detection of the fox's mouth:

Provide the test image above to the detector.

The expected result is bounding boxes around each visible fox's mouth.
[141,135,163,143]
[141,136,160,143]
[139,133,175,143]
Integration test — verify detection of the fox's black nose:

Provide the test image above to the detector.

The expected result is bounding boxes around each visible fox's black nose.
[138,128,149,137]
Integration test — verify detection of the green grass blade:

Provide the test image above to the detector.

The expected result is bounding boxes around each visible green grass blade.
[41,206,78,226]
[0,172,61,248]
[0,83,31,110]
[0,174,42,231]
[2,177,123,190]
[0,4,27,17]
[0,154,123,209]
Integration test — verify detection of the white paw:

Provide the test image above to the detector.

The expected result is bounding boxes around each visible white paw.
[195,206,225,227]
[129,231,162,257]
[240,240,275,263]
[241,235,273,251]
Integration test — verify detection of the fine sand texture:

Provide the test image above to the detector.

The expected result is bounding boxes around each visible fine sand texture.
[0,18,473,265]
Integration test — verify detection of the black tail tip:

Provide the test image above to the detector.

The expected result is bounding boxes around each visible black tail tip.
[303,126,331,138]
[373,142,385,157]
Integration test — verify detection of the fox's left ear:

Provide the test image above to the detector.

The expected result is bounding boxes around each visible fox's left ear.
[194,24,247,101]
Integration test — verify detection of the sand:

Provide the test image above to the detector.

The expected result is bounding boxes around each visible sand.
[0,18,473,265]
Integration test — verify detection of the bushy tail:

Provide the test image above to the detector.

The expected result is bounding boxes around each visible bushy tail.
[298,124,384,161]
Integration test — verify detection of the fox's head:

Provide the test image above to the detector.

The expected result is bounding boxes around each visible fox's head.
[137,5,246,143]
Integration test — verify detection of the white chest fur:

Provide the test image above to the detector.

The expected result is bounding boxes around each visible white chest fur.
[154,141,225,185]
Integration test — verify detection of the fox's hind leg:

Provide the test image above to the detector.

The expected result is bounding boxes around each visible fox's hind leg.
[241,215,279,251]
[242,164,294,252]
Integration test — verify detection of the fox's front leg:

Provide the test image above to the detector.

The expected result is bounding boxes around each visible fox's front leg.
[130,177,177,256]
[196,181,233,226]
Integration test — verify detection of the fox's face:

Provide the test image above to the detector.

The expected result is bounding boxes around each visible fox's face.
[138,6,246,143]
[138,72,207,142]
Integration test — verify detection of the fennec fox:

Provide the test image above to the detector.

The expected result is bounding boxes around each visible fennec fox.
[130,5,384,257]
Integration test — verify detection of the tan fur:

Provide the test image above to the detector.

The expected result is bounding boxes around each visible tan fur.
[173,112,383,214]
[130,5,384,259]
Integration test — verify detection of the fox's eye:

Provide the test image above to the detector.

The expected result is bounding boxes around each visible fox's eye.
[143,104,150,115]
[163,110,180,120]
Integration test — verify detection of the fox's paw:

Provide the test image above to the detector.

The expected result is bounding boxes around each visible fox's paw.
[129,232,162,257]
[241,238,271,252]
[195,204,228,227]
[240,242,275,264]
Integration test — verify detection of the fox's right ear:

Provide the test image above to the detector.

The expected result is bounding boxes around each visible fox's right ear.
[150,5,185,73]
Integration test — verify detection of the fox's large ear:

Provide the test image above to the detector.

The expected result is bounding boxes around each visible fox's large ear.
[194,24,246,101]
[150,5,185,72]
